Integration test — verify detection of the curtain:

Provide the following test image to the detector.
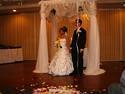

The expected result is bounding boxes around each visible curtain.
[50,17,58,61]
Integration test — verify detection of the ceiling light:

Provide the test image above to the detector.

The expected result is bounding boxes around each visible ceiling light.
[12,9,17,12]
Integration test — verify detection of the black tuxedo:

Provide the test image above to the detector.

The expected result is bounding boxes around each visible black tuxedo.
[70,27,86,75]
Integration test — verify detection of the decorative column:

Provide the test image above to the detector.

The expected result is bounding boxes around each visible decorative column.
[33,5,49,73]
[84,0,105,75]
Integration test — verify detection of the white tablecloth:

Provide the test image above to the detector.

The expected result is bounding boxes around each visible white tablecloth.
[0,48,23,64]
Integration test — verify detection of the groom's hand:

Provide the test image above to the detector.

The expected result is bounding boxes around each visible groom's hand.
[80,49,84,53]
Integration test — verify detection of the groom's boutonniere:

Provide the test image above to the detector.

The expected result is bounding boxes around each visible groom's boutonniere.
[77,30,82,33]
[77,27,82,33]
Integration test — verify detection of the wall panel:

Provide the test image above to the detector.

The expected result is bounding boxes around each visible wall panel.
[0,9,125,61]
[0,13,40,60]
[98,9,120,61]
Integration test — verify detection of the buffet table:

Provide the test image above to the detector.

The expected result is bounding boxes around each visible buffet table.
[0,46,23,64]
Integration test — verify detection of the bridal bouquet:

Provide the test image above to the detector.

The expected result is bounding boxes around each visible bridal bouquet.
[54,38,62,48]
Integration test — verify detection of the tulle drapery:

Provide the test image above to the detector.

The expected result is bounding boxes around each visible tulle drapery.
[83,0,105,75]
[34,0,105,75]
[33,5,49,73]
[50,17,58,61]
[84,14,105,75]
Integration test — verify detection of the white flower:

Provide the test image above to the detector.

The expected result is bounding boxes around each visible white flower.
[77,30,82,33]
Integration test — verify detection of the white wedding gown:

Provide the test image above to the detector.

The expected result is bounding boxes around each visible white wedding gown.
[49,38,74,76]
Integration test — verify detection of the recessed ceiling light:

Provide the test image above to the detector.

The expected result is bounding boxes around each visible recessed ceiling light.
[12,9,17,12]
[123,3,125,7]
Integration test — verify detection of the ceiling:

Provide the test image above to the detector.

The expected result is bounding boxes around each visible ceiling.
[0,0,40,6]
[0,0,125,15]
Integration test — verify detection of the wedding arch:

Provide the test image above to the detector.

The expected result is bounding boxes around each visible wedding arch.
[33,0,105,75]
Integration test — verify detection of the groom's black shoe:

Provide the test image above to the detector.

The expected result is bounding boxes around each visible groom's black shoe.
[69,72,74,76]
[83,67,86,70]
[78,73,83,76]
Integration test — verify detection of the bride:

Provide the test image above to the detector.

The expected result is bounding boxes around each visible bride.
[49,26,74,76]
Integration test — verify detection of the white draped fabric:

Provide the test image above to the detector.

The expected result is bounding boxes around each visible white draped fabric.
[33,5,49,73]
[50,17,58,61]
[84,0,105,75]
[84,14,105,75]
[34,0,105,75]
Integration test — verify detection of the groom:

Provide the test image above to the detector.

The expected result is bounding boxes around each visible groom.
[70,19,86,75]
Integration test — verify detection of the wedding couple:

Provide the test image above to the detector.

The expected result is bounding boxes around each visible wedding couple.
[49,19,86,76]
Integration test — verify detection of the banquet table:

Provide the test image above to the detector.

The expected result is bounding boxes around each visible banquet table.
[0,46,23,64]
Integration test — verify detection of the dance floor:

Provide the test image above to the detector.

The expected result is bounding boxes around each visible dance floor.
[0,60,124,93]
